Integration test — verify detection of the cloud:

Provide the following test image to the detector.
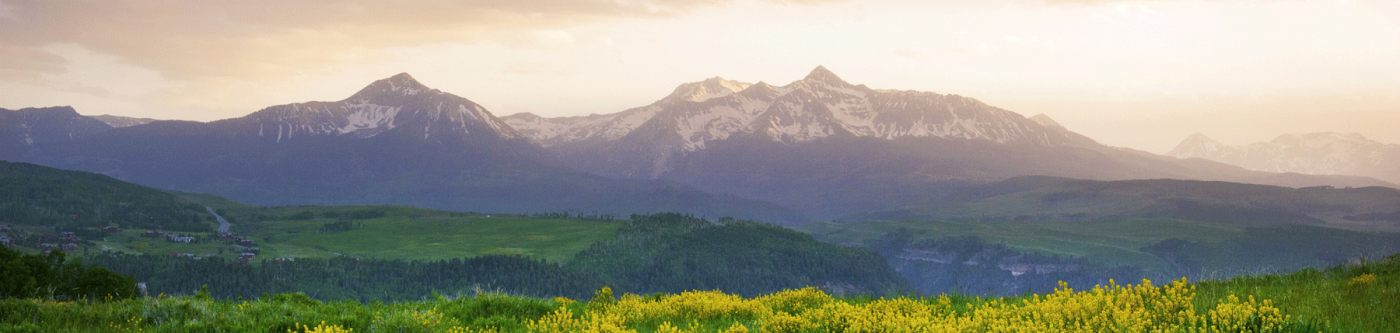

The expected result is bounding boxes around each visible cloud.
[1038,0,1188,5]
[0,0,816,83]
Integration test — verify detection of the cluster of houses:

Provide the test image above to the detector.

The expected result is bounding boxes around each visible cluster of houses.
[1,224,123,253]
[2,223,284,264]
[225,235,255,246]
[142,230,197,243]
[32,231,84,254]
[0,224,12,248]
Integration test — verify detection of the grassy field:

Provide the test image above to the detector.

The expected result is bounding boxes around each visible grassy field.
[6,254,1396,332]
[795,218,1240,272]
[253,214,618,262]
[20,204,619,264]
[227,205,620,263]
[1194,256,1400,332]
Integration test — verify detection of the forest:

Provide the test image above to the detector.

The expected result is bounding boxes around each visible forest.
[52,213,906,303]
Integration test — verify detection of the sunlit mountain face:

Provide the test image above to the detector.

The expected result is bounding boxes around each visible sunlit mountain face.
[504,67,1394,220]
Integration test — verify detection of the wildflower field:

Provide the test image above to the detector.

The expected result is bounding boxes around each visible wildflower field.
[2,254,1394,333]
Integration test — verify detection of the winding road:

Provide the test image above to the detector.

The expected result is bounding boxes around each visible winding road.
[206,206,230,234]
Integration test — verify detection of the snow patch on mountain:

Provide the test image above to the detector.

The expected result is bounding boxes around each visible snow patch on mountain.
[510,66,1095,173]
[245,73,517,142]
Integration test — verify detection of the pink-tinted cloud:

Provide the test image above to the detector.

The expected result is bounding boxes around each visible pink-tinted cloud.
[0,0,829,82]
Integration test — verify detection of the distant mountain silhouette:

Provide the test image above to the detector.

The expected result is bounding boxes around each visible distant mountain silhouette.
[7,74,806,224]
[505,67,1396,220]
[1169,132,1400,185]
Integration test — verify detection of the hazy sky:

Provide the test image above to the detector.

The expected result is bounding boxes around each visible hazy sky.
[1,0,1397,153]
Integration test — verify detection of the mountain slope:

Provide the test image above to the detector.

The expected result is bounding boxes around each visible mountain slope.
[0,161,214,231]
[506,66,1099,179]
[10,74,806,224]
[1168,132,1400,185]
[0,106,112,160]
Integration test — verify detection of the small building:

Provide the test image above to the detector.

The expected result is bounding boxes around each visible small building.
[0,236,13,247]
[236,253,257,263]
[167,235,196,243]
[0,224,11,232]
[101,226,120,233]
[61,243,78,252]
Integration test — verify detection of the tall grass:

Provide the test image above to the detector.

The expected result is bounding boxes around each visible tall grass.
[3,254,1395,332]
[1195,254,1399,333]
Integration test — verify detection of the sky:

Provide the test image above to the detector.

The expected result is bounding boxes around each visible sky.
[1,0,1397,153]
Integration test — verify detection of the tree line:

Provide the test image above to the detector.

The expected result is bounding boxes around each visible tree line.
[0,246,137,300]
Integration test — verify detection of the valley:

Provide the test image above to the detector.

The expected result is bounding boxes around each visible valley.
[1,67,1396,332]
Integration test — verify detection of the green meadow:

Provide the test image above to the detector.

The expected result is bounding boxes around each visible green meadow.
[46,205,619,264]
[254,214,618,262]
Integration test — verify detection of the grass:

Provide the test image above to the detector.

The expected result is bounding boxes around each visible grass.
[1195,257,1400,332]
[795,218,1239,272]
[258,215,618,262]
[9,255,1399,332]
[220,205,620,262]
[19,204,620,264]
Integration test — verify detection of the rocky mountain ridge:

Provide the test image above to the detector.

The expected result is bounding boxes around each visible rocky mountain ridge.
[505,66,1098,178]
[0,106,113,159]
[4,74,805,224]
[245,73,522,142]
[1169,132,1400,184]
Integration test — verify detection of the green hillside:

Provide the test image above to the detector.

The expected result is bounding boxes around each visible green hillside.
[0,161,214,232]
[568,213,906,297]
[228,206,619,262]
[82,204,621,263]
[848,176,1400,232]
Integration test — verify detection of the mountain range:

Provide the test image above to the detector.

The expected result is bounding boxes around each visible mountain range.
[504,66,1394,219]
[3,67,1394,224]
[1169,132,1400,185]
[3,74,805,224]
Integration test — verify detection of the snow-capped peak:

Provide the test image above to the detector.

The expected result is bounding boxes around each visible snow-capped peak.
[802,65,850,87]
[664,77,753,103]
[351,73,433,99]
[245,73,520,142]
